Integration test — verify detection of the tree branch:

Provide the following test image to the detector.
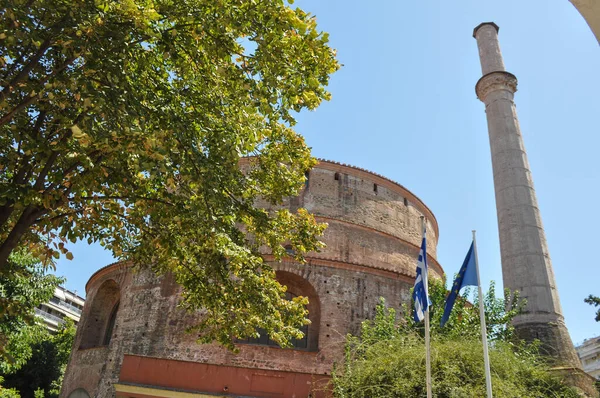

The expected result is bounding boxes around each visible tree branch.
[12,111,48,186]
[0,204,15,232]
[0,38,52,103]
[0,55,78,127]
[31,109,48,140]
[75,195,174,206]
[0,205,47,270]
[42,149,103,195]
[0,94,40,127]
[34,208,86,224]
[33,151,59,191]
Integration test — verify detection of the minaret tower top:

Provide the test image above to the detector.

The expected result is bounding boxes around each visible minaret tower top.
[473,23,505,75]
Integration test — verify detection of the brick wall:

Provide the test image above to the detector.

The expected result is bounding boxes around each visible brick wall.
[61,161,442,397]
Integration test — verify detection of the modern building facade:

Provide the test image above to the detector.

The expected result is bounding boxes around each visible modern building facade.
[578,337,600,380]
[60,159,444,398]
[36,286,85,332]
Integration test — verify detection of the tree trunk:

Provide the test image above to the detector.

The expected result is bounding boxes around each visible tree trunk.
[0,206,43,271]
[0,203,15,231]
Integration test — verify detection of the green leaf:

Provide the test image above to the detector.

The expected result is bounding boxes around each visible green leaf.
[0,0,339,350]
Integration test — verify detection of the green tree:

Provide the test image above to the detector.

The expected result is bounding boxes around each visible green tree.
[584,295,600,322]
[2,320,76,398]
[0,251,62,366]
[0,0,339,347]
[332,281,578,398]
[401,278,523,342]
[48,319,76,396]
[0,377,20,398]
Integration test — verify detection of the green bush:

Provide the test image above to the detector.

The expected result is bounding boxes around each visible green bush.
[0,388,20,398]
[1,319,75,398]
[0,377,19,398]
[332,280,580,398]
[334,333,579,398]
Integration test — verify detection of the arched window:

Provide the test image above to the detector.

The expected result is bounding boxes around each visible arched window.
[79,279,120,349]
[284,291,308,349]
[237,271,320,351]
[239,291,309,349]
[102,301,119,346]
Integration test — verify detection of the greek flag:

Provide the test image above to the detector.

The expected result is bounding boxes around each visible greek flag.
[412,227,430,322]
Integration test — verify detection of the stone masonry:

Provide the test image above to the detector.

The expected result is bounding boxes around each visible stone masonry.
[473,22,597,397]
[60,160,443,398]
[473,22,580,365]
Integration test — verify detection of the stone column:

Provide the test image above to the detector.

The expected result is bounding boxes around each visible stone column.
[473,22,581,367]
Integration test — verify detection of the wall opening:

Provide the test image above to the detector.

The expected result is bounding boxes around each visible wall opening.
[334,172,340,181]
[238,291,309,349]
[403,197,408,206]
[373,183,378,193]
[103,301,120,346]
[79,279,120,349]
[236,271,320,351]
[304,170,310,189]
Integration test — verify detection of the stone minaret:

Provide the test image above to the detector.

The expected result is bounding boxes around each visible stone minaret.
[473,22,581,367]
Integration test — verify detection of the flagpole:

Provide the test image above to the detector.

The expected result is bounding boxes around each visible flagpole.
[424,302,433,398]
[472,230,493,398]
[423,217,432,398]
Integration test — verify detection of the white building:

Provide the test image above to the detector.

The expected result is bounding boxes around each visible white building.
[577,337,600,379]
[35,286,85,332]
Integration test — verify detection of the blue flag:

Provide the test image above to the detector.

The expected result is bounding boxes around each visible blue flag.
[412,228,430,322]
[440,241,478,327]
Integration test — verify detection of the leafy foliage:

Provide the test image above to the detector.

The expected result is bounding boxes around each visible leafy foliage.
[0,250,74,396]
[0,251,62,366]
[1,319,76,398]
[332,281,578,397]
[0,0,339,347]
[0,377,20,398]
[584,295,600,322]
[401,278,523,342]
[334,332,579,398]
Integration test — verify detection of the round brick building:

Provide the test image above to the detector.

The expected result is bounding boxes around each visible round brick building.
[60,160,443,398]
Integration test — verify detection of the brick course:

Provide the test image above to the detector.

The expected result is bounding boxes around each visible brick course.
[61,160,442,398]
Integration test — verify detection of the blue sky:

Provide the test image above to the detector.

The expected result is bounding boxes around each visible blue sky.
[55,1,600,345]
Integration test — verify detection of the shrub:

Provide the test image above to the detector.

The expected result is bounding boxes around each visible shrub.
[333,283,579,398]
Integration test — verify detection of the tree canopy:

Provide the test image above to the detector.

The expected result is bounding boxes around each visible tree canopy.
[0,0,339,347]
[584,294,600,322]
[0,251,62,367]
[0,251,74,397]
[400,278,522,343]
[332,279,579,398]
[1,319,76,398]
